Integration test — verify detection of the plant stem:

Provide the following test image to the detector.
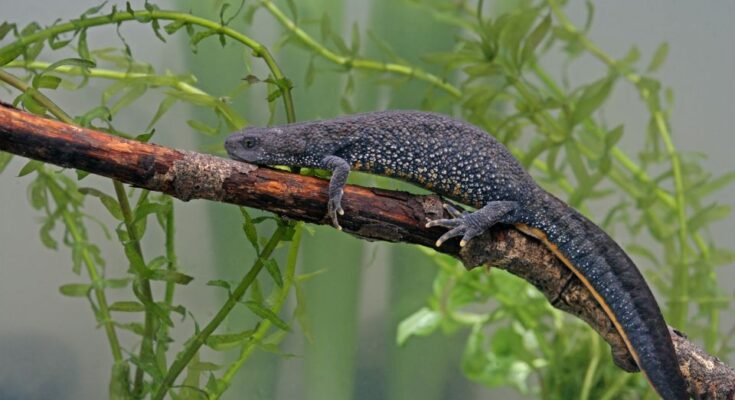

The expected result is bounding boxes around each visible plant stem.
[0,8,295,122]
[164,201,177,308]
[260,0,461,98]
[0,69,74,122]
[209,223,303,399]
[0,69,124,364]
[546,0,691,326]
[61,209,125,363]
[151,226,287,400]
[579,331,600,400]
[113,181,156,396]
[5,60,208,95]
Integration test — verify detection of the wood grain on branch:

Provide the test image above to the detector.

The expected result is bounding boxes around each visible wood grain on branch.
[0,105,733,399]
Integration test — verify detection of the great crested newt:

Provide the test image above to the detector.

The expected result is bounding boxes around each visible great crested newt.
[225,110,689,399]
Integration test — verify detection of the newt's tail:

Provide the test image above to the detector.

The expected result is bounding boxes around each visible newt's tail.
[517,193,688,400]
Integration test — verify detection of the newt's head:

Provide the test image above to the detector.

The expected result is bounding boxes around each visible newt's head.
[225,126,307,166]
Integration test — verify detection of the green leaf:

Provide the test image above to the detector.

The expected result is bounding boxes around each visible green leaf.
[239,207,259,253]
[205,374,228,395]
[128,353,164,382]
[114,321,146,336]
[78,187,123,220]
[264,259,283,288]
[396,307,441,345]
[350,22,360,55]
[0,22,16,40]
[617,46,640,70]
[120,235,147,275]
[710,248,735,267]
[109,301,146,312]
[147,255,168,270]
[190,30,217,47]
[187,119,218,136]
[689,203,731,232]
[190,361,222,372]
[150,19,166,43]
[583,0,595,32]
[77,106,112,127]
[167,90,218,107]
[0,152,12,174]
[32,75,61,90]
[149,270,194,285]
[20,91,47,115]
[20,21,40,36]
[258,341,295,357]
[18,160,43,177]
[103,278,131,289]
[249,278,264,304]
[206,280,231,291]
[109,362,131,400]
[461,324,532,391]
[320,12,331,40]
[367,29,400,62]
[164,20,187,35]
[605,125,624,148]
[69,243,83,274]
[571,76,614,125]
[59,283,92,297]
[29,179,47,209]
[213,101,246,130]
[521,14,551,65]
[499,11,538,68]
[146,96,178,131]
[0,44,22,67]
[81,1,108,17]
[40,219,58,249]
[330,31,350,55]
[647,42,669,73]
[564,141,590,186]
[245,301,290,331]
[109,84,147,116]
[285,0,298,21]
[205,329,256,351]
[77,28,90,60]
[692,171,735,199]
[627,244,661,267]
[304,58,316,88]
[134,131,155,143]
[76,170,91,180]
[48,33,72,50]
[46,57,96,73]
[132,201,170,225]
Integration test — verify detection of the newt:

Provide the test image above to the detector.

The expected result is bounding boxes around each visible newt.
[225,110,688,399]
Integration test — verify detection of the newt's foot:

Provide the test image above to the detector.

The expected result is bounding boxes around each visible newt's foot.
[426,201,518,247]
[425,210,486,247]
[328,189,345,230]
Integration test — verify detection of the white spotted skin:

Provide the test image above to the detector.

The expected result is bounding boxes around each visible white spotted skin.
[226,110,688,399]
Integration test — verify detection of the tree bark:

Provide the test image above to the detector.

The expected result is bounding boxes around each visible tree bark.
[0,104,733,399]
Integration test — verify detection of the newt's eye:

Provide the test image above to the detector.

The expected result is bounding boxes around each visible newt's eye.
[244,138,257,149]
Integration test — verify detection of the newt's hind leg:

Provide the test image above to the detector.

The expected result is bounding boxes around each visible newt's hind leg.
[426,201,517,247]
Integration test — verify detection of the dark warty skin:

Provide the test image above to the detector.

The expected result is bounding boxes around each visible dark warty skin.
[225,110,689,400]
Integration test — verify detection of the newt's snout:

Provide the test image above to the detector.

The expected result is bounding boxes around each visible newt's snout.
[224,133,244,158]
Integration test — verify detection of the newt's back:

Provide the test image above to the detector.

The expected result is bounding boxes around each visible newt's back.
[337,110,536,208]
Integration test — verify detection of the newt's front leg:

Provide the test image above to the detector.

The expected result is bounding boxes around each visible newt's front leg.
[322,155,350,230]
